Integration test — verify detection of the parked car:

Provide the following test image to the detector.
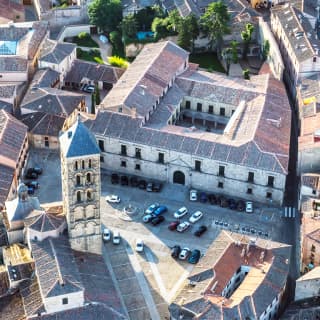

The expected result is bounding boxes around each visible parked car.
[188,249,201,264]
[27,186,35,195]
[220,196,229,208]
[83,84,95,93]
[130,176,139,187]
[237,200,245,211]
[199,192,207,203]
[138,180,147,189]
[168,221,180,231]
[174,207,188,219]
[25,170,38,179]
[142,214,155,223]
[145,203,159,215]
[171,245,181,258]
[194,225,207,237]
[112,231,121,244]
[24,181,39,189]
[189,190,198,201]
[111,173,119,184]
[208,194,217,205]
[245,201,253,213]
[177,221,190,232]
[228,198,237,210]
[105,195,121,203]
[152,182,162,192]
[120,175,129,186]
[151,215,165,226]
[179,247,191,260]
[135,239,144,252]
[153,205,168,216]
[189,211,204,223]
[102,228,111,242]
[146,182,153,192]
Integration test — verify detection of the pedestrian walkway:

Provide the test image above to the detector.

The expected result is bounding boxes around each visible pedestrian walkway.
[283,206,296,218]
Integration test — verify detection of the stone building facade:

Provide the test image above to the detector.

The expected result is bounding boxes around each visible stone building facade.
[87,41,291,206]
[60,117,101,254]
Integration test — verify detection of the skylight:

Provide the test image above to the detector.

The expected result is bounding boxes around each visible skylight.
[0,41,17,55]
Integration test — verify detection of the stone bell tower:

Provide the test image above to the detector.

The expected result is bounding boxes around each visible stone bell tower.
[59,116,101,254]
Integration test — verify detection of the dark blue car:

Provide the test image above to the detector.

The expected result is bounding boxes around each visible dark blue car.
[188,249,201,264]
[153,205,168,216]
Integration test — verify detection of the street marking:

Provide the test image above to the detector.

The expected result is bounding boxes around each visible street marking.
[167,266,193,302]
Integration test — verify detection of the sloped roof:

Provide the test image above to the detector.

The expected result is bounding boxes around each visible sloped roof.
[31,68,60,88]
[30,235,83,298]
[60,117,100,158]
[20,112,65,136]
[24,210,65,232]
[40,39,76,64]
[21,87,84,116]
[64,59,124,84]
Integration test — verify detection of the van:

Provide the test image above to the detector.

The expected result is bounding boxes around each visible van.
[113,231,121,244]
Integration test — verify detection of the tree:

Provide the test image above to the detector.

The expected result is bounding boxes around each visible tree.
[200,1,230,51]
[177,18,192,50]
[221,47,232,75]
[95,85,101,105]
[88,0,122,32]
[262,39,270,61]
[167,10,181,32]
[151,17,169,40]
[241,23,254,59]
[110,31,124,57]
[91,93,95,114]
[187,14,199,52]
[121,14,138,40]
[243,68,250,80]
[230,40,238,63]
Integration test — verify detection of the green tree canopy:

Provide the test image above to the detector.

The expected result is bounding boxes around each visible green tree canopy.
[121,14,138,40]
[200,1,230,51]
[177,18,192,50]
[151,17,170,40]
[88,0,122,32]
[241,23,254,58]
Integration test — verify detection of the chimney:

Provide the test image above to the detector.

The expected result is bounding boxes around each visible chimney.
[131,107,137,118]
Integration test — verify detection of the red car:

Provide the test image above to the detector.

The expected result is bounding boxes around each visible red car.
[168,221,180,231]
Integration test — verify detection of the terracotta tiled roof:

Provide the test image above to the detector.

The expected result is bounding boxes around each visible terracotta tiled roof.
[24,210,65,232]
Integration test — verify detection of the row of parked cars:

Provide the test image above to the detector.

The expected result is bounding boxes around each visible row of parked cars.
[142,204,208,237]
[111,173,162,192]
[171,246,201,264]
[190,190,253,213]
[24,167,42,194]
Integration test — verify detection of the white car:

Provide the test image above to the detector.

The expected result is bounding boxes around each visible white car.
[179,247,190,260]
[245,201,253,213]
[102,228,111,242]
[143,214,154,223]
[112,231,121,244]
[177,221,190,232]
[189,211,204,223]
[174,207,188,219]
[190,190,198,201]
[106,195,121,203]
[135,239,144,252]
[145,203,159,215]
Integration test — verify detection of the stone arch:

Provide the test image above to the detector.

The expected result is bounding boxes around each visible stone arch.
[76,174,81,185]
[88,159,92,168]
[173,171,185,185]
[74,161,78,171]
[76,190,82,202]
[85,204,96,219]
[86,172,92,184]
[81,160,85,169]
[74,206,84,220]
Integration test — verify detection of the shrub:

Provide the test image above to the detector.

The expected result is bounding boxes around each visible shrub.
[108,56,129,68]
[78,32,89,39]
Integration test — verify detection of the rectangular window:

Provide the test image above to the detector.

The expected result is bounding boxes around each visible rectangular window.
[158,152,164,164]
[220,108,225,116]
[121,160,126,167]
[311,245,316,252]
[267,176,274,187]
[62,298,68,305]
[195,160,201,172]
[197,103,202,112]
[185,101,191,109]
[135,148,141,159]
[121,145,127,156]
[218,166,225,177]
[218,182,224,188]
[248,172,254,183]
[135,164,141,170]
[100,156,104,163]
[313,57,317,63]
[98,140,105,152]
[44,136,49,148]
[208,105,213,114]
[247,188,252,194]
[266,192,272,199]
